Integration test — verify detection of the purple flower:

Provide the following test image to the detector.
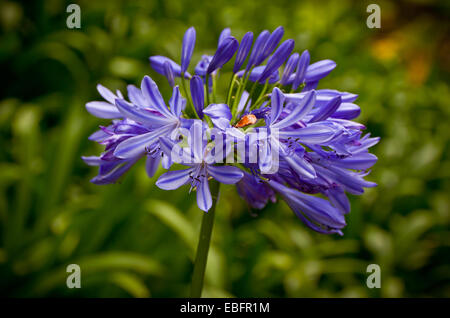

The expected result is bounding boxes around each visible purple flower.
[203,103,232,130]
[149,55,191,79]
[246,30,270,71]
[82,117,152,184]
[233,32,253,73]
[257,87,338,178]
[236,65,280,84]
[292,50,310,90]
[163,61,175,87]
[258,39,294,83]
[85,84,123,119]
[190,75,205,118]
[218,28,231,47]
[268,180,346,235]
[156,121,244,211]
[113,76,185,159]
[206,36,239,74]
[195,55,213,77]
[85,26,379,236]
[256,26,284,65]
[280,53,299,85]
[181,27,196,74]
[287,58,337,88]
[236,171,276,209]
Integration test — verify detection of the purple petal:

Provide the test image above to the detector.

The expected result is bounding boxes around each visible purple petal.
[292,50,310,90]
[273,90,316,129]
[305,59,336,82]
[114,126,173,159]
[163,61,175,87]
[203,103,232,130]
[159,136,193,164]
[270,87,285,124]
[280,123,336,144]
[284,89,357,107]
[233,32,253,73]
[303,80,318,91]
[190,75,204,118]
[280,53,299,85]
[283,153,316,179]
[218,28,231,47]
[257,26,284,65]
[97,84,117,104]
[169,86,184,118]
[331,153,378,170]
[258,39,294,83]
[91,158,139,185]
[156,168,193,190]
[181,27,196,73]
[207,165,243,184]
[236,66,280,84]
[207,36,239,74]
[145,155,160,178]
[82,156,101,166]
[331,103,361,119]
[149,55,191,79]
[326,185,350,215]
[127,85,147,107]
[203,103,232,120]
[190,120,205,162]
[141,76,173,118]
[115,99,172,127]
[196,177,212,212]
[86,101,122,119]
[309,96,342,122]
[88,129,109,142]
[269,180,346,233]
[314,164,376,195]
[246,30,270,71]
[237,91,251,113]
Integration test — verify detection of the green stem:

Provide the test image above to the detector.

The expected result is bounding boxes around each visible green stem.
[212,73,217,103]
[226,74,237,106]
[240,79,257,115]
[205,74,211,105]
[251,79,270,110]
[231,66,254,118]
[190,180,220,298]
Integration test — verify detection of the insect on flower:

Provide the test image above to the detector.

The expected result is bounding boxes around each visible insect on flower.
[234,114,257,128]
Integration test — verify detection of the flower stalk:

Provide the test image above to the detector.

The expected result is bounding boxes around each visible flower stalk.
[190,179,220,298]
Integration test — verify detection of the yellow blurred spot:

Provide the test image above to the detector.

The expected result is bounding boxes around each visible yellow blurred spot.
[371,37,400,61]
[407,52,430,86]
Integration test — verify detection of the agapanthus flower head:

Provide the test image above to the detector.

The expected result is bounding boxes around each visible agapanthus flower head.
[84,26,379,235]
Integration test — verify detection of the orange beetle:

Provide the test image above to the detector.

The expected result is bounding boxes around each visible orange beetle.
[234,114,257,128]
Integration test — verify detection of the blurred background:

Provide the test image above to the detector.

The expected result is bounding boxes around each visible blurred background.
[0,0,449,297]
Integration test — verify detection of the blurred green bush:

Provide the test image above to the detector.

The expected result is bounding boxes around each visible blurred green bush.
[0,0,448,297]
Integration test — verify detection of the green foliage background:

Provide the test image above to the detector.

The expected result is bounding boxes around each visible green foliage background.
[0,0,449,297]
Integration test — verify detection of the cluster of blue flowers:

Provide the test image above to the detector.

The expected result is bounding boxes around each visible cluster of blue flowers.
[83,26,379,235]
